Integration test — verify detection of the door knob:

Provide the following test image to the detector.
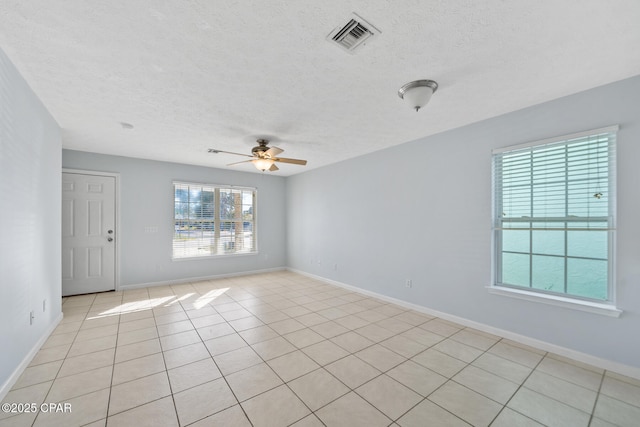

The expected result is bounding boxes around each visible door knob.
[107,237,113,242]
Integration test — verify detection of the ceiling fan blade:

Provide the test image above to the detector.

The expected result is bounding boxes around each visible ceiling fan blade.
[272,157,307,166]
[265,146,284,158]
[227,160,254,166]
[208,148,254,158]
[268,163,279,171]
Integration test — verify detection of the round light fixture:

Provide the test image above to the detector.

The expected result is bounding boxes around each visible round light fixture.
[254,158,275,171]
[398,80,438,112]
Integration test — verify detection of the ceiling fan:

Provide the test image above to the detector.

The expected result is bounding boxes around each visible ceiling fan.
[208,139,308,172]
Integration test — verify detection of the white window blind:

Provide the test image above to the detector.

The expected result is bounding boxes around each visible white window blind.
[173,182,256,259]
[493,126,617,301]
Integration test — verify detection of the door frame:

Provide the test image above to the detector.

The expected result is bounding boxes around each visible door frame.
[62,168,121,292]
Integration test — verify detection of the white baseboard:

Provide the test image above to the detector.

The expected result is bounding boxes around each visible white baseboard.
[0,312,64,401]
[119,267,287,291]
[288,268,640,381]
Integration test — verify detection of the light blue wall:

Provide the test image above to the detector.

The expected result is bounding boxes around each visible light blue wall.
[0,49,62,393]
[286,75,640,369]
[62,151,287,287]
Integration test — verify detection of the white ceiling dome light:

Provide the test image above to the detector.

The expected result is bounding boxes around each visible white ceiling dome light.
[398,80,438,112]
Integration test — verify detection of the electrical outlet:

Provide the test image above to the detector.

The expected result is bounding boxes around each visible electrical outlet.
[405,279,412,288]
[30,311,34,325]
[43,299,46,312]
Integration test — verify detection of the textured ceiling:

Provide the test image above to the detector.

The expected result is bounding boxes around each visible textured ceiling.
[1,1,639,175]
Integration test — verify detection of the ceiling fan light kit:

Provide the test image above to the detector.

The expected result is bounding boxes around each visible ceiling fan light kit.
[254,158,275,171]
[398,79,438,112]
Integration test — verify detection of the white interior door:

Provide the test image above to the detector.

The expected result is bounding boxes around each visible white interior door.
[62,172,116,296]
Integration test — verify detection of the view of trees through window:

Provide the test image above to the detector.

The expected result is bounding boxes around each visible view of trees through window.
[173,183,255,258]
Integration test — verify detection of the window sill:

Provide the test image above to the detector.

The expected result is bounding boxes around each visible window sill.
[486,286,622,318]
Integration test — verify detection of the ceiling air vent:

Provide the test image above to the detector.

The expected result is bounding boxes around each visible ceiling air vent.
[327,13,381,53]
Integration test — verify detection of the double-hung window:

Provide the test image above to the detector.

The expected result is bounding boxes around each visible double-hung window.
[492,126,617,303]
[173,182,256,259]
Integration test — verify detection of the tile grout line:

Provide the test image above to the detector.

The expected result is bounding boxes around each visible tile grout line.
[152,289,194,427]
[103,292,123,426]
[587,369,606,426]
[484,337,525,426]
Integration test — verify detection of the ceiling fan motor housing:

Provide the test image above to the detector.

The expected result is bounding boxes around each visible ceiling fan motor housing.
[252,139,270,156]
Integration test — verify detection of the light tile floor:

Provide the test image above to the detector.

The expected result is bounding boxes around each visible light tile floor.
[2,271,639,426]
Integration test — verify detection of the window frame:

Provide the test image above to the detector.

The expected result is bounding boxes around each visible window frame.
[490,126,620,315]
[172,181,257,260]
